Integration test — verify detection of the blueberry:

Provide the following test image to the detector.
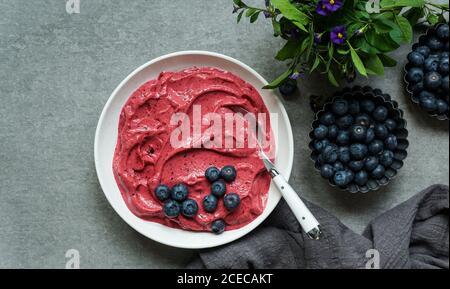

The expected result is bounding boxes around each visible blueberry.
[374,123,389,140]
[424,71,442,90]
[365,128,376,144]
[211,219,226,234]
[380,150,394,167]
[350,143,368,160]
[439,57,449,74]
[354,170,369,186]
[436,99,449,114]
[338,146,351,163]
[279,79,297,96]
[314,125,329,140]
[333,161,345,171]
[205,167,220,183]
[202,195,218,213]
[163,200,180,218]
[320,112,336,125]
[420,96,438,112]
[385,134,398,151]
[320,164,335,179]
[155,184,171,202]
[348,100,360,115]
[322,145,339,163]
[415,45,431,58]
[336,130,351,145]
[373,106,389,121]
[442,75,449,92]
[350,125,367,142]
[332,99,349,116]
[220,166,237,182]
[426,36,444,51]
[437,24,449,40]
[419,90,436,101]
[223,193,240,211]
[385,119,397,132]
[313,139,330,152]
[441,51,450,59]
[371,165,386,179]
[336,115,354,129]
[409,82,424,95]
[369,140,384,155]
[211,180,226,198]
[364,156,379,171]
[424,57,440,72]
[348,160,364,172]
[181,199,199,218]
[327,125,339,139]
[354,113,372,127]
[333,170,351,186]
[407,51,425,67]
[171,183,189,202]
[360,99,376,113]
[406,67,424,83]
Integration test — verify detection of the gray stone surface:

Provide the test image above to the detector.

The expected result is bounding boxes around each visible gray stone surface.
[0,0,448,268]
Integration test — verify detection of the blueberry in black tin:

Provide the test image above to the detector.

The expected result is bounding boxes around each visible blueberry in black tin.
[348,160,364,172]
[419,95,437,112]
[369,140,384,155]
[385,119,397,132]
[349,143,368,160]
[424,71,442,90]
[374,123,389,140]
[436,99,449,114]
[322,144,339,163]
[424,57,439,72]
[415,45,430,58]
[327,124,339,139]
[313,139,330,152]
[360,99,376,113]
[320,164,335,179]
[364,156,379,172]
[332,99,349,116]
[350,125,367,142]
[372,106,389,121]
[155,184,171,202]
[407,51,425,67]
[333,161,345,172]
[426,36,444,51]
[354,113,371,127]
[220,165,237,182]
[441,75,449,92]
[365,128,376,144]
[333,170,354,186]
[181,199,198,218]
[439,57,449,74]
[380,150,395,167]
[348,100,360,115]
[163,200,181,218]
[406,67,424,83]
[437,24,449,40]
[320,112,336,125]
[211,219,226,234]
[211,180,226,198]
[202,195,218,213]
[385,134,398,151]
[354,170,369,186]
[314,124,329,140]
[171,183,189,202]
[336,114,354,129]
[409,81,424,95]
[338,146,351,163]
[336,130,351,145]
[205,166,221,183]
[223,193,240,211]
[371,164,386,179]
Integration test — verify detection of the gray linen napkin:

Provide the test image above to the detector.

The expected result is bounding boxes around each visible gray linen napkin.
[187,184,449,269]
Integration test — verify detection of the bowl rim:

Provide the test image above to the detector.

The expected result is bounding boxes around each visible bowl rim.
[94,50,294,248]
[403,23,449,121]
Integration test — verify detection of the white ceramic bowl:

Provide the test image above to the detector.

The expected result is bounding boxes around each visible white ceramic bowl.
[94,51,294,249]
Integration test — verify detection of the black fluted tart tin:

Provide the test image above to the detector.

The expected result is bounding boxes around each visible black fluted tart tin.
[404,23,449,121]
[309,86,409,193]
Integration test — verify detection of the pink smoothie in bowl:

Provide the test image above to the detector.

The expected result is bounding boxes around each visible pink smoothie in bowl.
[113,66,275,232]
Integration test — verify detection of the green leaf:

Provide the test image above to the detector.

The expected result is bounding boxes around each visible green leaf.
[395,15,413,43]
[245,8,257,17]
[350,46,367,77]
[272,19,281,36]
[310,56,321,72]
[271,0,310,25]
[263,68,293,89]
[250,11,260,23]
[327,70,339,87]
[403,7,425,26]
[373,20,395,34]
[337,49,349,55]
[365,30,400,52]
[237,10,244,23]
[364,54,384,76]
[381,0,425,8]
[427,13,439,25]
[275,39,300,61]
[378,54,397,67]
[233,0,244,7]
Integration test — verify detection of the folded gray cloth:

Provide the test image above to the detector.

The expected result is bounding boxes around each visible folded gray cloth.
[187,184,449,269]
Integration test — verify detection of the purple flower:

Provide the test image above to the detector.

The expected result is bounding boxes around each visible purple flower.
[330,25,347,45]
[263,11,272,18]
[316,0,343,16]
[289,71,304,80]
[314,33,322,44]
